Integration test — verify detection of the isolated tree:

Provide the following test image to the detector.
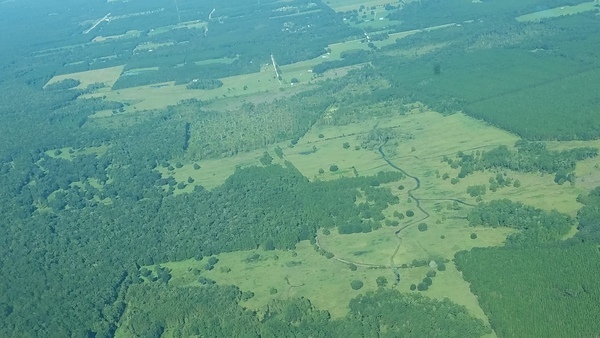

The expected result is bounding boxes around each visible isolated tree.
[351,280,364,290]
[263,238,275,251]
[376,276,388,288]
[343,142,350,149]
[406,210,414,217]
[470,233,478,239]
[418,223,428,232]
[329,165,339,172]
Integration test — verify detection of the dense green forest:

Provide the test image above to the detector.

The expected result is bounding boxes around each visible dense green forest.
[120,284,489,338]
[1,0,600,336]
[455,243,600,337]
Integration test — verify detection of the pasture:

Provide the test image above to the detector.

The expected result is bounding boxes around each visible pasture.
[516,1,599,22]
[44,65,124,90]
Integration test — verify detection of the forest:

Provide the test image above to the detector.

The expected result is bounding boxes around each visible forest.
[0,0,600,336]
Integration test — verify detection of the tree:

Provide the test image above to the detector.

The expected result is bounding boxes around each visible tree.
[406,210,414,217]
[470,233,478,239]
[193,163,201,170]
[376,276,388,288]
[318,168,324,174]
[418,223,428,232]
[349,263,358,271]
[329,165,339,172]
[260,152,273,166]
[351,280,364,290]
[343,142,350,149]
[410,284,417,291]
[417,282,428,291]
[263,238,275,251]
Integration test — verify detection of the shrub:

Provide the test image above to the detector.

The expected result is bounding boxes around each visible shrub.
[329,164,339,172]
[417,223,428,232]
[410,283,417,291]
[351,280,364,290]
[470,233,478,239]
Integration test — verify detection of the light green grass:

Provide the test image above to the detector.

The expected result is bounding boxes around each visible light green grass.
[85,66,307,112]
[148,20,207,37]
[44,65,124,90]
[327,0,408,12]
[157,146,290,192]
[45,145,110,160]
[516,1,599,22]
[158,241,389,318]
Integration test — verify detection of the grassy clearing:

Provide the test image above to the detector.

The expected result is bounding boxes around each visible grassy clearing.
[157,146,290,192]
[326,0,403,12]
[44,65,124,90]
[284,119,394,181]
[87,67,301,112]
[318,206,515,267]
[158,241,388,318]
[91,30,141,43]
[45,145,110,160]
[133,42,175,53]
[516,1,599,22]
[148,20,207,37]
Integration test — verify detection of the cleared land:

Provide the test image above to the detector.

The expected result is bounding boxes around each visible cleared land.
[44,65,124,90]
[516,1,599,22]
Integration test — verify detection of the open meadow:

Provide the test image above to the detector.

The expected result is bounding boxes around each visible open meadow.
[44,65,124,90]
